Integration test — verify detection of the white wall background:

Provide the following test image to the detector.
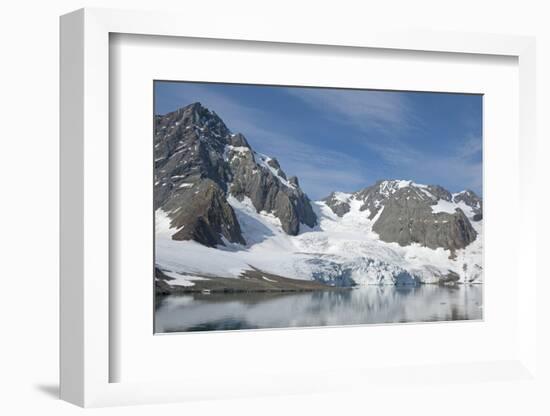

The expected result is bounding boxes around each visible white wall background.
[1,1,548,414]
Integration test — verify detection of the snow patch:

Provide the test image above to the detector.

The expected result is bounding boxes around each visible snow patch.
[431,199,475,217]
[253,151,296,189]
[162,271,208,287]
[378,180,429,198]
[332,192,351,203]
[155,209,175,234]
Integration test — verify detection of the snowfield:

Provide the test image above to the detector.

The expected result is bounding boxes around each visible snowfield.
[431,198,476,216]
[155,194,483,287]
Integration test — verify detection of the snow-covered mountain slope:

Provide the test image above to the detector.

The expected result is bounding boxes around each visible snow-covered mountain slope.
[156,180,483,287]
[324,180,480,251]
[154,104,482,288]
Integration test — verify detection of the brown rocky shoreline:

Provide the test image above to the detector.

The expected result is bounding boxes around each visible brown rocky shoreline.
[155,266,349,295]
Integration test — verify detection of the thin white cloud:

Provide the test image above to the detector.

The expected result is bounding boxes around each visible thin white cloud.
[366,137,482,193]
[457,134,483,159]
[287,88,418,134]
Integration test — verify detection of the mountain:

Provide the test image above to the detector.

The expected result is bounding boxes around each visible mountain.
[323,180,481,251]
[154,102,316,247]
[155,104,483,288]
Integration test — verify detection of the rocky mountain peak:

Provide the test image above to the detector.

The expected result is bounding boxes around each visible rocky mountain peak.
[155,102,229,138]
[228,132,251,148]
[155,103,317,247]
[453,189,482,207]
[323,179,481,251]
[352,179,447,219]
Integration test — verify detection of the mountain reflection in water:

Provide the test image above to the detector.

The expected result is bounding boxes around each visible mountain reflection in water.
[155,284,482,333]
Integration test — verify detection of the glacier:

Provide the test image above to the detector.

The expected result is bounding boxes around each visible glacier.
[155,184,483,288]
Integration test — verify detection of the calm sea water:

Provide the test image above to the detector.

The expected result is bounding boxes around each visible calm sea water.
[154,284,483,333]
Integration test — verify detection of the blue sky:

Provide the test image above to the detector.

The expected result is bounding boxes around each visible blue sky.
[155,81,482,200]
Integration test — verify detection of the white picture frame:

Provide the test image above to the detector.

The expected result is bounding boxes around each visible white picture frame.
[60,7,537,407]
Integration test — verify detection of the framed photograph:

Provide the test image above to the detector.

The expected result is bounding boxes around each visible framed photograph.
[60,8,538,407]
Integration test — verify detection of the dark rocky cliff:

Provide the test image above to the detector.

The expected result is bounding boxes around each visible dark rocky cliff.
[154,102,317,247]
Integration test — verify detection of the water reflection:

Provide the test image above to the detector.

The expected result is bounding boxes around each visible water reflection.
[155,284,483,333]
